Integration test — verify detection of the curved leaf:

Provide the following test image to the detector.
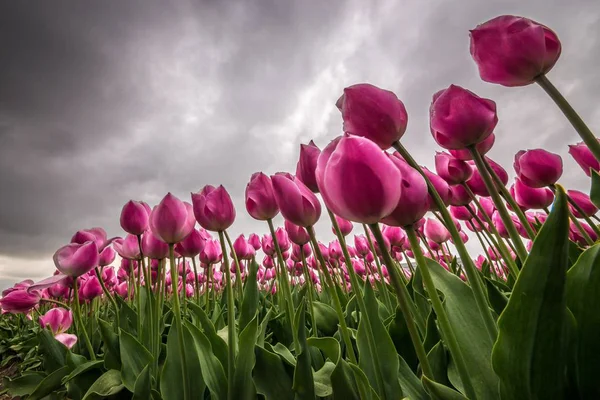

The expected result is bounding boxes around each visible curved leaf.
[293,302,315,399]
[119,330,153,392]
[232,314,258,399]
[82,369,124,400]
[422,376,468,400]
[254,345,294,400]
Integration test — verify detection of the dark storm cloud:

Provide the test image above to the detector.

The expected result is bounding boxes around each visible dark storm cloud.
[0,0,599,287]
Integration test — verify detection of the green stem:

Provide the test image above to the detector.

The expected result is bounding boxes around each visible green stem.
[307,226,358,364]
[562,187,600,238]
[94,267,120,324]
[191,258,201,304]
[40,298,70,309]
[368,223,433,379]
[73,278,96,360]
[361,224,393,310]
[169,245,189,400]
[536,75,600,162]
[469,147,529,262]
[300,247,319,337]
[217,231,236,400]
[224,231,244,301]
[405,227,478,400]
[205,263,213,310]
[394,142,498,341]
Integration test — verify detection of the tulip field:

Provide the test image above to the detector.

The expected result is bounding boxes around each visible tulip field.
[3,14,600,400]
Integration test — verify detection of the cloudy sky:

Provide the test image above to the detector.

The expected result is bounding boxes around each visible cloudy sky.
[1,0,598,290]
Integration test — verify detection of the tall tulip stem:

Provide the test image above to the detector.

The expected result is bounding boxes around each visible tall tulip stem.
[536,75,600,162]
[217,231,236,398]
[361,224,393,309]
[223,231,244,301]
[168,244,189,400]
[72,278,96,360]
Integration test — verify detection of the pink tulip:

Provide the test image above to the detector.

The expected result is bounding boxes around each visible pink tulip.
[176,228,207,257]
[245,172,280,221]
[113,234,141,260]
[449,133,496,160]
[102,268,117,288]
[383,157,430,226]
[422,167,452,209]
[248,233,262,250]
[328,241,342,260]
[354,235,370,256]
[451,230,470,245]
[466,218,486,232]
[48,282,69,298]
[470,15,561,87]
[232,235,253,260]
[435,152,473,185]
[514,149,563,188]
[449,184,471,206]
[568,190,598,218]
[466,158,508,197]
[142,231,170,259]
[332,215,353,236]
[98,246,116,267]
[493,211,527,238]
[296,141,321,192]
[200,239,222,265]
[53,241,99,277]
[477,197,496,221]
[79,276,103,301]
[424,219,451,244]
[337,83,408,150]
[450,205,473,221]
[120,200,150,236]
[0,288,40,314]
[512,179,554,210]
[316,135,401,224]
[430,85,497,150]
[382,226,407,248]
[275,227,291,251]
[115,282,129,298]
[261,234,275,256]
[285,220,310,246]
[55,333,78,349]
[71,228,108,251]
[569,140,600,177]
[192,185,236,232]
[150,193,195,244]
[271,173,321,227]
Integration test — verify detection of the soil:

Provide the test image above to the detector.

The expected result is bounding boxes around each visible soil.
[0,361,19,399]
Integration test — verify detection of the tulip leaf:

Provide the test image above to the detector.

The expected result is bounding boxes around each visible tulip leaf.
[185,321,228,400]
[389,305,419,372]
[187,301,229,370]
[314,361,335,397]
[357,281,402,400]
[239,260,259,331]
[484,277,508,316]
[81,369,125,400]
[293,302,315,399]
[119,330,153,392]
[398,355,430,400]
[117,296,138,336]
[422,376,468,400]
[492,186,570,400]
[38,329,67,372]
[566,243,600,398]
[232,314,258,399]
[2,372,45,397]
[28,365,70,400]
[427,341,449,386]
[590,169,600,209]
[426,259,498,399]
[257,308,274,347]
[312,301,339,336]
[253,345,294,399]
[62,360,103,384]
[133,364,151,400]
[98,318,121,370]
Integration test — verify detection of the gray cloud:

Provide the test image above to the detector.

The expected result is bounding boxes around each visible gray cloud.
[0,0,599,288]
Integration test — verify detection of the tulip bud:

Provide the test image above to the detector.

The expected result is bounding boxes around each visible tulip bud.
[149,193,195,244]
[435,152,473,185]
[0,288,41,314]
[296,141,321,192]
[382,226,406,248]
[449,184,471,206]
[245,172,279,221]
[316,135,401,224]
[79,276,102,301]
[200,239,222,265]
[53,241,99,277]
[142,231,170,259]
[450,205,473,221]
[192,185,236,232]
[430,85,497,149]
[470,15,561,87]
[512,178,554,210]
[354,235,370,257]
[514,149,563,188]
[569,141,600,177]
[177,228,206,258]
[424,218,451,244]
[332,215,353,236]
[284,220,310,246]
[383,157,430,226]
[338,83,408,150]
[466,158,508,197]
[232,235,252,260]
[449,133,496,160]
[113,235,141,260]
[98,246,116,267]
[568,190,598,218]
[422,167,451,210]
[248,233,262,250]
[120,200,150,236]
[271,173,321,227]
[275,227,291,251]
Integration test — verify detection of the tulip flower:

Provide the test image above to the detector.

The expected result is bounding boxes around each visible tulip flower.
[332,215,353,236]
[79,276,103,301]
[0,288,40,314]
[39,307,73,334]
[176,228,207,258]
[192,185,236,232]
[316,135,401,224]
[512,179,554,210]
[449,184,472,206]
[285,220,310,245]
[53,241,99,277]
[514,149,563,188]
[430,85,497,149]
[382,226,407,248]
[248,233,262,250]
[422,167,452,209]
[71,228,108,250]
[149,193,195,244]
[337,83,408,150]
[261,234,275,256]
[354,235,370,256]
[449,133,496,160]
[245,172,279,220]
[98,246,116,267]
[382,157,430,226]
[113,235,141,260]
[271,173,321,227]
[142,231,170,259]
[48,282,69,298]
[450,205,473,221]
[424,218,451,244]
[200,239,222,265]
[435,152,473,185]
[120,200,150,235]
[296,141,321,192]
[232,235,253,260]
[569,140,600,177]
[466,158,508,197]
[470,15,561,87]
[568,190,598,218]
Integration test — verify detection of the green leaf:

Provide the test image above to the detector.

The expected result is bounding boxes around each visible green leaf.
[427,342,449,386]
[2,372,45,397]
[313,301,339,336]
[133,365,151,400]
[98,318,121,370]
[232,314,258,399]
[484,277,508,316]
[186,321,228,400]
[566,243,600,398]
[422,376,468,400]
[314,361,335,397]
[590,170,600,209]
[492,186,570,400]
[257,308,273,348]
[62,360,104,384]
[254,345,294,400]
[119,329,153,392]
[82,369,125,400]
[28,365,69,400]
[357,282,402,399]
[187,301,229,371]
[38,329,67,372]
[117,296,138,336]
[292,302,315,399]
[239,260,259,331]
[398,356,430,400]
[389,305,419,372]
[427,259,498,399]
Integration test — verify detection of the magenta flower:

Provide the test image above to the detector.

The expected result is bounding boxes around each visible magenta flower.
[568,190,598,218]
[71,228,108,250]
[422,167,452,209]
[113,234,141,260]
[435,152,473,185]
[512,179,554,210]
[430,85,497,150]
[192,185,236,232]
[271,173,321,227]
[245,172,280,221]
[332,215,354,237]
[569,140,600,177]
[449,133,496,160]
[354,235,370,256]
[316,135,401,224]
[53,241,99,277]
[382,226,407,248]
[466,158,508,197]
[449,185,471,206]
[470,15,561,87]
[39,307,76,349]
[199,239,222,265]
[79,276,102,301]
[176,228,207,258]
[514,149,563,188]
[248,233,262,250]
[150,193,196,243]
[296,140,321,192]
[142,231,170,259]
[98,246,116,267]
[338,83,408,150]
[0,288,41,314]
[450,205,473,221]
[120,200,151,236]
[285,220,310,246]
[424,218,451,244]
